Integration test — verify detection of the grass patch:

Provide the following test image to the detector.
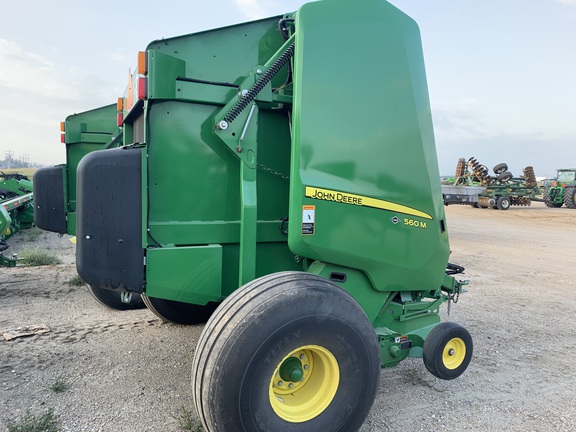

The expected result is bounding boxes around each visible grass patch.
[19,247,61,266]
[67,275,85,287]
[27,227,43,242]
[5,407,60,432]
[49,376,69,394]
[172,406,204,432]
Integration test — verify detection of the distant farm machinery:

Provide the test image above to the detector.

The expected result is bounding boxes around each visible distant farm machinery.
[442,157,539,210]
[0,172,34,266]
[542,168,576,209]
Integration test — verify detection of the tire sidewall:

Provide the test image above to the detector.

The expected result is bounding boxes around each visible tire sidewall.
[497,197,510,210]
[208,285,380,432]
[424,323,472,380]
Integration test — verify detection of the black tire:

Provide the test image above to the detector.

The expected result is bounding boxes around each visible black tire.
[497,171,513,182]
[423,322,472,380]
[564,187,576,209]
[496,196,511,210]
[141,294,219,325]
[543,190,555,208]
[493,163,508,175]
[86,285,145,310]
[543,189,563,208]
[192,271,380,432]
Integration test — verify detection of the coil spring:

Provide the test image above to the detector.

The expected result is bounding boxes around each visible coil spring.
[523,166,537,187]
[222,43,295,125]
[468,157,489,184]
[454,158,467,179]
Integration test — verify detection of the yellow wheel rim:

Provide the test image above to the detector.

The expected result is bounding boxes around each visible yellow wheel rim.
[269,345,339,423]
[442,337,466,370]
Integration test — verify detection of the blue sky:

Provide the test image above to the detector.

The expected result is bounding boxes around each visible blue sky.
[1,0,575,178]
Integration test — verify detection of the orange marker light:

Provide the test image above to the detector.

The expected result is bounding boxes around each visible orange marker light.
[60,121,65,132]
[117,97,123,111]
[137,51,147,75]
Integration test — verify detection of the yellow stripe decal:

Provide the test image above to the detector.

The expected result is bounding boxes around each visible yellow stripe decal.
[305,186,433,220]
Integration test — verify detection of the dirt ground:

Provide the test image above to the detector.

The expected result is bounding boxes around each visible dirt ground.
[1,202,575,432]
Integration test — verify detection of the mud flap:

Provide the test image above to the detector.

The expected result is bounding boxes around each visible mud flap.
[33,166,67,234]
[76,147,144,293]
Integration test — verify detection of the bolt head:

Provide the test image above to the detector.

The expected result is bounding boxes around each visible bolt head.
[217,120,229,130]
[278,381,283,387]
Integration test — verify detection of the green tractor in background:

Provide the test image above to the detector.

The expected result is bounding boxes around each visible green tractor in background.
[543,168,576,208]
[33,105,144,308]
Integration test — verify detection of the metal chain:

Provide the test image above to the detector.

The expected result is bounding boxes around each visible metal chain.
[257,163,290,180]
[447,289,460,316]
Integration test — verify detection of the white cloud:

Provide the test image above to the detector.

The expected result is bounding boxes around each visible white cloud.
[558,0,576,5]
[0,39,121,165]
[432,98,493,143]
[0,39,81,100]
[234,0,269,20]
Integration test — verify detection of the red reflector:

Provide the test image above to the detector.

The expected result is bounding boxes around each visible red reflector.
[117,113,123,127]
[138,77,147,99]
[60,133,65,143]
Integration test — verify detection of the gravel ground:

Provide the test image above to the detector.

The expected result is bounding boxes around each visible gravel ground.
[1,202,575,431]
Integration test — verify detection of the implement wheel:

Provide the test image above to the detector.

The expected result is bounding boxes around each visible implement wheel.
[192,272,380,432]
[142,295,219,325]
[496,196,511,210]
[493,163,508,175]
[497,171,513,183]
[86,285,145,310]
[423,322,472,380]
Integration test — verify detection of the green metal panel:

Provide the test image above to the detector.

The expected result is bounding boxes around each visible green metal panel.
[145,17,288,93]
[142,18,299,301]
[146,242,300,302]
[146,246,223,304]
[288,0,450,293]
[144,101,298,293]
[64,104,122,235]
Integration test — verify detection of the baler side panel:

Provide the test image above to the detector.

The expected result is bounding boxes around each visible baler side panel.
[289,0,450,292]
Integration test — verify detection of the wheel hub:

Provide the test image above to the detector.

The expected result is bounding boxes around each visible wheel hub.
[442,337,466,370]
[269,345,339,423]
[279,357,304,382]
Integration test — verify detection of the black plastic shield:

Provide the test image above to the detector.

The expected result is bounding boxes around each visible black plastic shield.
[33,166,67,234]
[76,147,144,293]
